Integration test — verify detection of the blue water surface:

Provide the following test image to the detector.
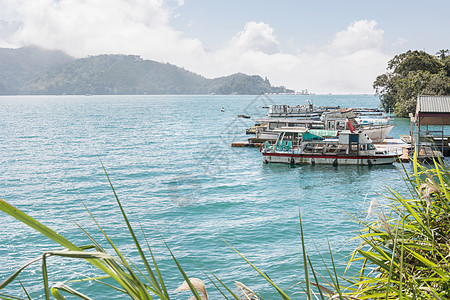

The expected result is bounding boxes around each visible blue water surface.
[0,94,412,299]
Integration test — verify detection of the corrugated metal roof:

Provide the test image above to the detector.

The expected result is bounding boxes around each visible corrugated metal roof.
[417,95,450,113]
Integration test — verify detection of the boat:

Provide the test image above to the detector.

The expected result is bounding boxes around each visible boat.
[238,114,250,118]
[250,113,393,144]
[261,127,397,166]
[221,107,225,112]
[267,103,330,118]
[321,109,394,143]
[249,118,324,142]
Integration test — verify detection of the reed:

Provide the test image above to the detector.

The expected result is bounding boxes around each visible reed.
[342,152,450,299]
[0,162,207,299]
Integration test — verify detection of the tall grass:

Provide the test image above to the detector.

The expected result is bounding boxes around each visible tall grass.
[0,163,206,299]
[1,156,449,299]
[342,153,450,299]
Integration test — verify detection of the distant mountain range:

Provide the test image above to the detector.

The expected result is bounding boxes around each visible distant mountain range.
[0,46,294,95]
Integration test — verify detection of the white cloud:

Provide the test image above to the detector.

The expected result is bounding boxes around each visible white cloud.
[190,20,390,94]
[392,37,408,47]
[330,20,384,55]
[2,0,203,63]
[0,0,391,93]
[228,22,280,55]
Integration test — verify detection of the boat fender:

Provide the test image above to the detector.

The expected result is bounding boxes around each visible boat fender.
[333,159,338,166]
[367,159,373,167]
[290,157,295,165]
[311,158,315,165]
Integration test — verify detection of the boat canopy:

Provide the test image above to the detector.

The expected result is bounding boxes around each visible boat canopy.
[302,130,337,141]
[272,127,338,141]
[302,132,324,141]
[308,129,338,138]
[272,127,309,133]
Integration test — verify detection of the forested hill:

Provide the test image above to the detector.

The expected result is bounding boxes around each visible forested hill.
[0,46,294,95]
[0,46,75,94]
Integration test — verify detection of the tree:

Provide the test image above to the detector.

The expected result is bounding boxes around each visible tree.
[436,49,450,60]
[374,50,450,117]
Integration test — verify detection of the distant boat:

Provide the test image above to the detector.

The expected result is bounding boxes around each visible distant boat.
[221,107,225,112]
[238,114,250,118]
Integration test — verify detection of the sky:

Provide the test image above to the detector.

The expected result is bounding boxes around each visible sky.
[0,0,449,94]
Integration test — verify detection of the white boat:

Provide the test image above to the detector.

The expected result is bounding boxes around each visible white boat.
[267,102,336,118]
[252,116,393,144]
[360,123,394,143]
[261,127,397,166]
[355,115,390,125]
[322,109,394,143]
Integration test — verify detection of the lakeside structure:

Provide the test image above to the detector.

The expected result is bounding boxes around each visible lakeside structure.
[248,104,393,144]
[410,95,450,161]
[235,102,399,148]
[230,100,415,162]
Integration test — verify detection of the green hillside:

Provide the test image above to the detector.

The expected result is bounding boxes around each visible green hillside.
[0,46,74,94]
[0,47,294,95]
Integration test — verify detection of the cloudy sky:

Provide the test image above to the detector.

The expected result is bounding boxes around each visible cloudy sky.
[0,0,449,93]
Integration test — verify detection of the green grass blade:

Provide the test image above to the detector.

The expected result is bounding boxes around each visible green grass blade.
[0,293,29,300]
[42,254,49,300]
[326,235,344,300]
[163,241,201,300]
[414,143,420,187]
[45,250,116,260]
[203,270,237,300]
[298,208,313,300]
[50,283,93,300]
[140,227,170,299]
[307,256,326,299]
[0,199,136,295]
[99,161,163,298]
[0,256,43,289]
[0,198,79,251]
[356,251,391,272]
[17,279,31,300]
[222,239,291,300]
[388,188,433,240]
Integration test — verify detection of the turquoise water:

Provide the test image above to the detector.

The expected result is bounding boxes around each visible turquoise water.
[0,95,411,298]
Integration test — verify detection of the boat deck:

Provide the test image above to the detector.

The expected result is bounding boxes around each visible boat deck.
[232,138,412,162]
[374,138,410,162]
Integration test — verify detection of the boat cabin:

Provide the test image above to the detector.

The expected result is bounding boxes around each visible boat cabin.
[269,127,377,156]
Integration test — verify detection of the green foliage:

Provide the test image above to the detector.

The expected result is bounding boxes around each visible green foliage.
[343,156,450,299]
[374,50,450,117]
[0,47,293,95]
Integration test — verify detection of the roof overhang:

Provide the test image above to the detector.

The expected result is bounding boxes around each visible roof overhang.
[273,127,309,133]
[415,95,450,125]
[416,113,450,125]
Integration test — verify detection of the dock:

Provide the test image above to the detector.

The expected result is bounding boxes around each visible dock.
[231,141,263,148]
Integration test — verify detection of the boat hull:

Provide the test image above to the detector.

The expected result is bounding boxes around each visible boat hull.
[362,124,394,143]
[262,152,397,165]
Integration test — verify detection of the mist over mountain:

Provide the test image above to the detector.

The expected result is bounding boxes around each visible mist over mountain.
[0,46,294,95]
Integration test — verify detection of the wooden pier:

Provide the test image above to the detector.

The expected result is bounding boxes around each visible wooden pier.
[231,141,263,148]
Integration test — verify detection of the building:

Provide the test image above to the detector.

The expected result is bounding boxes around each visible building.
[412,95,450,159]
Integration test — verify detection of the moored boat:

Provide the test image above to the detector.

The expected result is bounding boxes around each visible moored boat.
[251,115,393,144]
[261,127,397,166]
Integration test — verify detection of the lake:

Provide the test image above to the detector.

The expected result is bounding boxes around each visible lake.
[0,94,412,298]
